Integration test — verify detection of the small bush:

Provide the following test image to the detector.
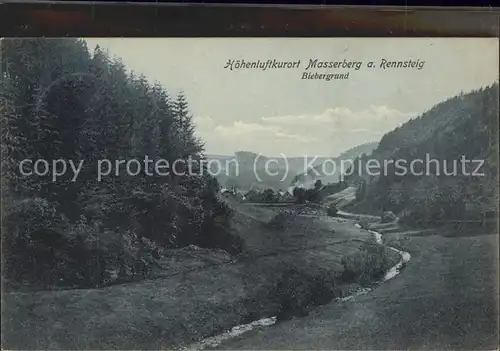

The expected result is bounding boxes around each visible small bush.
[1,197,164,289]
[327,203,338,217]
[340,243,391,283]
[2,198,71,287]
[268,213,286,230]
[275,266,337,320]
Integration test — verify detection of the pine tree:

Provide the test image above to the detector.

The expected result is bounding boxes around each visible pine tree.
[173,91,203,158]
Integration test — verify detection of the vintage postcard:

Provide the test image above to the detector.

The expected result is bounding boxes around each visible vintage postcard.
[1,37,499,350]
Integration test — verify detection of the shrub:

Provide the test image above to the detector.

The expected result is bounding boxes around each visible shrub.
[327,203,338,217]
[2,198,71,287]
[340,242,391,283]
[275,266,337,320]
[268,213,286,230]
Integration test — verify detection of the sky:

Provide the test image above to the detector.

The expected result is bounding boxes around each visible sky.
[85,38,498,157]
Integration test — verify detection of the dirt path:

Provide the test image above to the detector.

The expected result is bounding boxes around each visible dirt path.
[214,230,499,350]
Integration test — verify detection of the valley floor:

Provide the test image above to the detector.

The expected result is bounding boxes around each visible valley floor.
[4,199,497,350]
[215,229,500,350]
[2,201,399,350]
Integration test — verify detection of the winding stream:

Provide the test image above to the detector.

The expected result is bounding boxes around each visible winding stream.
[181,216,411,351]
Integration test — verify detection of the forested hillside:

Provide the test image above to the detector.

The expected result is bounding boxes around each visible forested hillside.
[1,39,236,290]
[345,83,499,229]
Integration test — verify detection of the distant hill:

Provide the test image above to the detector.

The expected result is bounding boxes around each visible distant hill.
[289,141,379,189]
[345,83,499,229]
[205,150,356,191]
[205,153,329,174]
[205,152,331,191]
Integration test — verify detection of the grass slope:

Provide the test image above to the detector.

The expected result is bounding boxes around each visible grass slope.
[2,201,400,350]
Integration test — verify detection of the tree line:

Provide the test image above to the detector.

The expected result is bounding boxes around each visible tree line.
[346,83,499,230]
[1,39,239,290]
